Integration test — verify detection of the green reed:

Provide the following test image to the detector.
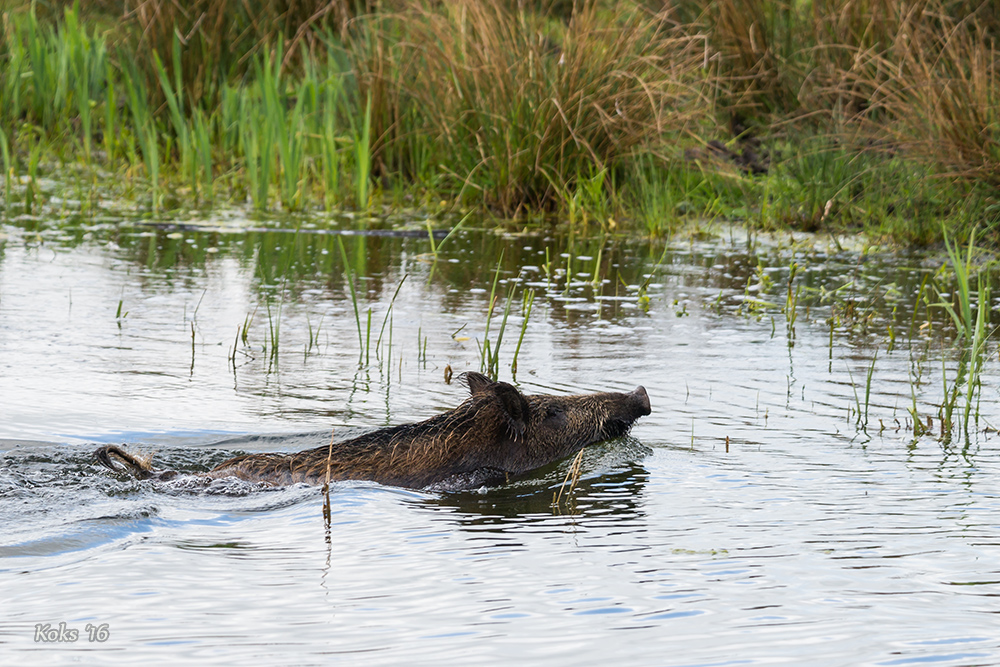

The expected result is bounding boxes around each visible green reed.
[365,308,372,367]
[939,355,959,437]
[337,237,365,358]
[192,108,214,200]
[352,93,373,210]
[934,227,995,437]
[375,275,408,365]
[115,297,128,329]
[320,78,343,210]
[479,251,504,379]
[0,127,10,210]
[306,314,323,355]
[23,8,59,128]
[485,284,515,381]
[258,43,308,211]
[25,139,41,214]
[864,348,878,430]
[417,326,428,365]
[785,262,799,346]
[428,211,471,257]
[62,8,102,164]
[153,41,194,196]
[510,288,535,377]
[846,347,878,432]
[264,300,279,362]
[120,55,160,211]
[240,308,256,347]
[241,90,272,209]
[102,58,118,165]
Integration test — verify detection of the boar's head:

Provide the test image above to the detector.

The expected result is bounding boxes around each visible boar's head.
[458,371,651,478]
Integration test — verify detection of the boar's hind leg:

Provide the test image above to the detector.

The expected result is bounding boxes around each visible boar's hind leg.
[94,445,155,479]
[94,445,177,481]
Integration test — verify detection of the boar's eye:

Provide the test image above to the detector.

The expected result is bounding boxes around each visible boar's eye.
[543,406,564,423]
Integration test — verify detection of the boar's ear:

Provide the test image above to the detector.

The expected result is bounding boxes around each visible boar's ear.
[462,373,528,439]
[493,382,529,441]
[463,371,494,396]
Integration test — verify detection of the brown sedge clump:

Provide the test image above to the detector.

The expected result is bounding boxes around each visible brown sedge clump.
[347,0,711,214]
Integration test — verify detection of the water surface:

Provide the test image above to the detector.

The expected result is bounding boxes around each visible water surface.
[2,212,999,664]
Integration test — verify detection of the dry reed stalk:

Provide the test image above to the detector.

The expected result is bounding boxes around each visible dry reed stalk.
[322,428,334,527]
[552,447,585,507]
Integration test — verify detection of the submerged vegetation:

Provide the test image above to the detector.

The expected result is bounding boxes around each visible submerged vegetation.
[0,0,999,243]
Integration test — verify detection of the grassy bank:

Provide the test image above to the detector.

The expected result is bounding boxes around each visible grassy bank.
[1,0,999,244]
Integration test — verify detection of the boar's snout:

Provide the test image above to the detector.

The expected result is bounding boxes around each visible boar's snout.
[630,386,651,416]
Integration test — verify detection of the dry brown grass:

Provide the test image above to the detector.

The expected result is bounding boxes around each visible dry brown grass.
[676,0,1000,197]
[684,0,909,122]
[847,4,1000,186]
[347,0,713,212]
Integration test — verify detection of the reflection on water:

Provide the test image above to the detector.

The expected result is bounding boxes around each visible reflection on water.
[1,212,1000,664]
[432,440,650,524]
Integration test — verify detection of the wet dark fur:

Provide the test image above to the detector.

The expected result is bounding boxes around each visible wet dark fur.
[94,372,651,490]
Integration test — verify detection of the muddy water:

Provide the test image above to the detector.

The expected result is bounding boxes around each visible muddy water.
[1,213,999,665]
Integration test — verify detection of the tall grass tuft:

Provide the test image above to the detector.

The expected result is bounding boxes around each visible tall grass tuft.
[852,4,1000,193]
[348,0,710,214]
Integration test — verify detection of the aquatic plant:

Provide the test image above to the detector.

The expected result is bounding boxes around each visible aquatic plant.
[479,252,506,380]
[785,262,799,345]
[337,237,365,359]
[120,55,161,211]
[510,288,535,377]
[153,41,196,199]
[375,275,407,366]
[934,227,995,438]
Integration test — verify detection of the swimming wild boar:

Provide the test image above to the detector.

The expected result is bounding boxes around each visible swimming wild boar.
[94,372,651,490]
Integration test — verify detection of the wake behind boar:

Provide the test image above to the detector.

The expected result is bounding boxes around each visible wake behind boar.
[95,372,651,490]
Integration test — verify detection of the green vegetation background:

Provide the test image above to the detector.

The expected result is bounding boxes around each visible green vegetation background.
[2,0,999,244]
